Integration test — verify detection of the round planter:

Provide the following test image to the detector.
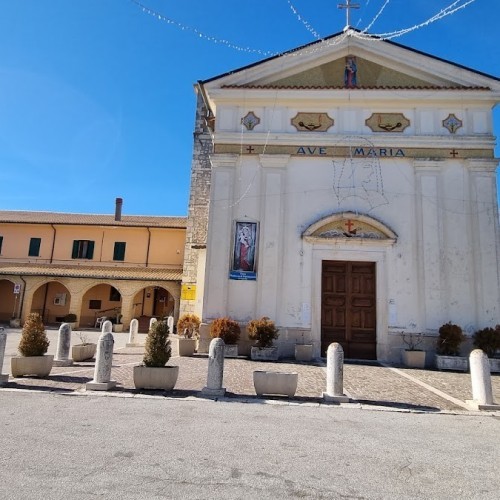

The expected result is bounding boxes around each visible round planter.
[178,338,197,357]
[72,343,97,362]
[11,355,54,378]
[133,365,179,390]
[253,370,298,397]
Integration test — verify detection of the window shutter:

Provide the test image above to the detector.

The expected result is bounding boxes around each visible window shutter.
[86,241,95,259]
[28,238,41,257]
[114,242,126,261]
[72,241,79,259]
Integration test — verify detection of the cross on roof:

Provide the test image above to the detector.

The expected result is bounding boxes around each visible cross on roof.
[338,0,360,28]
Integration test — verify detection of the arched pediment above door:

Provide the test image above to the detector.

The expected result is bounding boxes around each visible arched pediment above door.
[302,212,397,245]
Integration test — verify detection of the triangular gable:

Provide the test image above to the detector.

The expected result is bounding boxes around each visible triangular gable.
[201,30,500,92]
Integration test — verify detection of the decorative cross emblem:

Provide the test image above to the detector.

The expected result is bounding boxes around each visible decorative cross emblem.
[338,0,360,28]
[345,219,355,232]
[449,149,459,158]
[245,145,255,154]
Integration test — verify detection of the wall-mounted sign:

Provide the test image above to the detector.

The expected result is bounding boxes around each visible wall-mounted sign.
[13,284,21,295]
[181,284,196,301]
[230,221,259,281]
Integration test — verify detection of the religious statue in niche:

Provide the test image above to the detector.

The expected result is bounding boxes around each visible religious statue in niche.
[344,55,357,88]
[241,111,261,131]
[291,112,334,132]
[442,113,463,134]
[230,221,258,281]
[365,113,410,133]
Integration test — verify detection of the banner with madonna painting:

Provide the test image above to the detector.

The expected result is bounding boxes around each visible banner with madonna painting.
[230,221,258,280]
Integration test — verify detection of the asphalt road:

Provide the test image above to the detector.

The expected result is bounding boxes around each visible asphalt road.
[0,391,498,499]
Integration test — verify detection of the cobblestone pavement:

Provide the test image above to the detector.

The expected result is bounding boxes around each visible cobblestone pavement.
[2,341,499,414]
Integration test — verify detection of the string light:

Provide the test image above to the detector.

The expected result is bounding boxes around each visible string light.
[362,0,391,33]
[286,1,322,40]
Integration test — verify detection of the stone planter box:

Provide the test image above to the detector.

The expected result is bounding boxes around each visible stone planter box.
[133,365,179,390]
[224,345,238,358]
[72,343,97,362]
[489,358,500,373]
[402,350,426,369]
[251,346,279,361]
[11,355,54,378]
[113,324,124,333]
[435,354,468,372]
[9,318,21,328]
[295,344,313,362]
[253,370,298,397]
[177,338,197,357]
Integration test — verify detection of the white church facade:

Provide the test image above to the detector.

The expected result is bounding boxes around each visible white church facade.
[181,30,500,362]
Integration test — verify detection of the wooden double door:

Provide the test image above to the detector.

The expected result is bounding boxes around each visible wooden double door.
[321,261,377,359]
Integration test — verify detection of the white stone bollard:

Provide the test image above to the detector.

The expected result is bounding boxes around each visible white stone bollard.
[0,328,8,385]
[86,329,117,391]
[149,318,157,330]
[201,338,226,397]
[126,318,139,347]
[53,323,73,367]
[323,343,350,403]
[466,349,499,411]
[167,316,174,334]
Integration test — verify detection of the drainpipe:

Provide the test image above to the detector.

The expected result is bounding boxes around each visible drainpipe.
[145,227,151,268]
[50,224,56,263]
[19,276,27,320]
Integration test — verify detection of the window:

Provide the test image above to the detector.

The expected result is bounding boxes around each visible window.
[72,240,95,259]
[0,235,3,254]
[89,300,101,310]
[28,237,41,257]
[113,242,126,261]
[109,286,121,301]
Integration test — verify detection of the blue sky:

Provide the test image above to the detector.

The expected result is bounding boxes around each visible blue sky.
[0,0,498,216]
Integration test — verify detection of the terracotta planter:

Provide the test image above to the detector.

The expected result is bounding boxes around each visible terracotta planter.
[295,344,313,362]
[133,365,179,390]
[435,354,468,372]
[72,343,97,362]
[178,338,197,357]
[402,350,426,369]
[251,346,279,361]
[11,355,54,378]
[253,370,298,397]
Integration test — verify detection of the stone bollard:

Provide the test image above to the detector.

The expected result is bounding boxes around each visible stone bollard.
[0,328,8,385]
[149,318,157,330]
[200,338,226,397]
[86,326,117,391]
[167,316,174,334]
[53,323,73,367]
[126,319,139,347]
[466,349,499,411]
[323,343,350,403]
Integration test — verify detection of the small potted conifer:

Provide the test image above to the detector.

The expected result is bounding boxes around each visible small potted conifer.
[248,317,279,361]
[210,317,240,357]
[133,318,178,390]
[472,325,500,373]
[176,313,200,356]
[435,322,467,371]
[11,313,53,377]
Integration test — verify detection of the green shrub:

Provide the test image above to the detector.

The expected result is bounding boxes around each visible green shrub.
[143,319,171,367]
[247,317,279,348]
[209,317,240,345]
[473,326,500,358]
[436,322,465,356]
[177,314,201,339]
[18,313,50,357]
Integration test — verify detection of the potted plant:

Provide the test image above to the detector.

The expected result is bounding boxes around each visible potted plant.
[435,322,468,371]
[63,313,78,329]
[210,317,241,358]
[11,312,53,377]
[71,332,97,362]
[9,317,21,328]
[473,325,500,373]
[295,332,313,362]
[401,331,426,368]
[247,317,279,361]
[113,312,123,333]
[133,318,178,390]
[176,313,200,356]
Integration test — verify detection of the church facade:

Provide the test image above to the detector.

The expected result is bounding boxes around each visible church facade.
[181,30,500,362]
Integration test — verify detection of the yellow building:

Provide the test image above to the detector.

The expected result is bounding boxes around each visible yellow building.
[0,199,186,332]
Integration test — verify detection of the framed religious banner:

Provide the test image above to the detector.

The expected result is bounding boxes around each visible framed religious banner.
[230,221,259,280]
